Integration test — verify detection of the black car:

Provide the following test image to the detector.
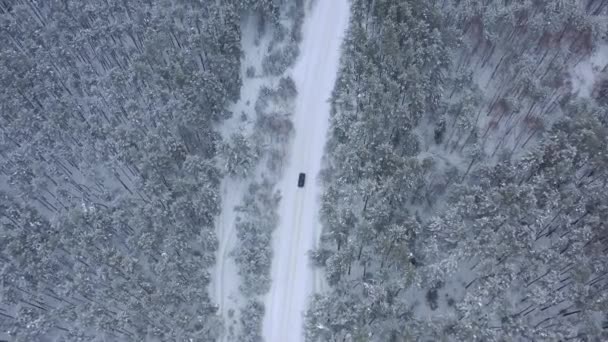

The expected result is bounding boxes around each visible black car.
[298,173,306,187]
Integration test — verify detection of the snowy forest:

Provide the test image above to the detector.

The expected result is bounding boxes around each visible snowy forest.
[2,0,608,341]
[306,0,608,341]
[0,0,299,340]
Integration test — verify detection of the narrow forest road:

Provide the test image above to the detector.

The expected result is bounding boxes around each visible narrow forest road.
[263,1,350,341]
[211,15,273,341]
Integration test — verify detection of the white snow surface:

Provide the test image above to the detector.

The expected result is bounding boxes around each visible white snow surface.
[263,1,350,341]
[570,43,608,98]
[210,15,275,341]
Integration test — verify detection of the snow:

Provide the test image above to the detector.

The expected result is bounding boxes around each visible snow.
[210,14,275,341]
[219,17,273,141]
[262,1,350,341]
[211,179,246,341]
[570,44,608,98]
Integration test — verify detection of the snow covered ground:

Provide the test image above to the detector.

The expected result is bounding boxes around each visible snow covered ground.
[262,1,350,341]
[570,43,608,98]
[210,14,274,341]
[212,179,245,341]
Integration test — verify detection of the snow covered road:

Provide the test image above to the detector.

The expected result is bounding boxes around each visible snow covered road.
[263,1,350,341]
